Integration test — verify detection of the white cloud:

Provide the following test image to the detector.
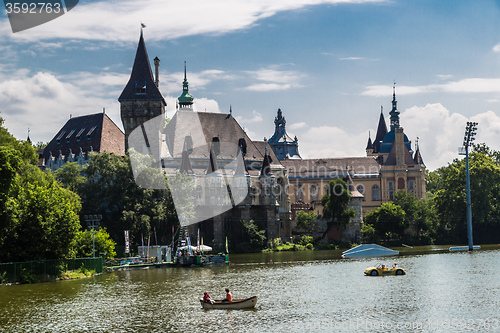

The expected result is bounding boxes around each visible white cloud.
[243,67,305,91]
[0,71,120,143]
[363,78,500,97]
[193,98,221,113]
[493,43,500,53]
[289,121,307,130]
[235,110,263,124]
[3,0,386,43]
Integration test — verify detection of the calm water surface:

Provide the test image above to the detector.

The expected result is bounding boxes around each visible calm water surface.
[1,246,500,332]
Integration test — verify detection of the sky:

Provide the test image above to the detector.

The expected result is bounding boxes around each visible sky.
[1,0,500,171]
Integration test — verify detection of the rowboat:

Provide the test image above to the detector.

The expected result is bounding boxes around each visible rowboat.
[199,296,258,309]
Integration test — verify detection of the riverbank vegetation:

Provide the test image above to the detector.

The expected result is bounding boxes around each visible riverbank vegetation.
[362,143,500,246]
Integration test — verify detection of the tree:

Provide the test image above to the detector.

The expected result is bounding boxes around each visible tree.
[4,164,81,261]
[363,202,405,244]
[236,219,266,252]
[72,227,117,259]
[432,148,500,244]
[78,151,177,248]
[54,162,86,192]
[295,210,316,232]
[321,178,355,229]
[0,118,82,262]
[393,191,437,245]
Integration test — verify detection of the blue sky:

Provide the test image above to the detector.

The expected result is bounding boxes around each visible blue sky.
[1,0,500,170]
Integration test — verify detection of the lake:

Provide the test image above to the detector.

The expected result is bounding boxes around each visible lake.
[1,246,500,332]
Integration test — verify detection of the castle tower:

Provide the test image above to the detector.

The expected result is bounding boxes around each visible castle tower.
[119,30,166,150]
[268,108,301,160]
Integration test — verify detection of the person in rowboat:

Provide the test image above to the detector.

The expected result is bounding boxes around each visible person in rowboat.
[222,288,233,302]
[203,291,214,304]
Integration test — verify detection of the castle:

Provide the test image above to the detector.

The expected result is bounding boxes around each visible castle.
[39,31,426,245]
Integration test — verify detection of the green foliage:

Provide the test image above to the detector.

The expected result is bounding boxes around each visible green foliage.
[321,178,356,229]
[295,211,316,232]
[72,227,117,259]
[78,151,177,249]
[432,148,500,244]
[364,202,406,244]
[54,162,86,192]
[297,235,314,246]
[19,268,38,284]
[0,119,81,262]
[237,219,266,252]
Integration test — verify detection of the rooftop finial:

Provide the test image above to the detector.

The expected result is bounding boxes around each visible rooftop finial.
[229,105,232,115]
[141,22,146,36]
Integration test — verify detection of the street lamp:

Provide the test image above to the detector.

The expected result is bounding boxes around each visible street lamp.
[458,122,478,251]
[84,214,102,257]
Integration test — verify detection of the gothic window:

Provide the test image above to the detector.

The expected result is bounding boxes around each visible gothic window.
[398,178,405,190]
[409,181,414,190]
[295,184,304,202]
[196,186,203,200]
[388,182,394,191]
[357,184,365,201]
[310,184,319,202]
[238,138,247,156]
[372,185,380,201]
[210,137,220,156]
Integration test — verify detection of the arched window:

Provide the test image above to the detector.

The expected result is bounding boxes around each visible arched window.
[372,185,380,201]
[310,184,319,202]
[356,184,365,201]
[295,184,304,202]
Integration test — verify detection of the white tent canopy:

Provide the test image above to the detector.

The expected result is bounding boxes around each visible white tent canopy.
[178,244,212,252]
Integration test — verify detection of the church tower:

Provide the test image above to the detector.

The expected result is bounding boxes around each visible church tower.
[119,30,166,150]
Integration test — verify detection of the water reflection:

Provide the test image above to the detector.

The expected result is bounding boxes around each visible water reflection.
[1,247,500,332]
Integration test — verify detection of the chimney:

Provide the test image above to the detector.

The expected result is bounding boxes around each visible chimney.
[154,56,160,87]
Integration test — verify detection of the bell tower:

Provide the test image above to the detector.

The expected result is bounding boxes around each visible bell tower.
[119,29,166,150]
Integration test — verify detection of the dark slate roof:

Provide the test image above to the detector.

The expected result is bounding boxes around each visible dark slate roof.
[413,148,425,166]
[366,136,373,150]
[118,33,165,102]
[384,141,416,166]
[373,111,388,153]
[164,111,263,162]
[281,157,380,179]
[41,112,125,163]
[260,151,272,176]
[253,141,283,169]
[379,130,412,154]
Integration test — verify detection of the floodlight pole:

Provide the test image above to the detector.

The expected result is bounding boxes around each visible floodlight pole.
[84,214,102,258]
[462,122,478,251]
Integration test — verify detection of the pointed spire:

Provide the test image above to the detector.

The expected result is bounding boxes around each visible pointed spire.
[207,145,219,173]
[27,127,31,144]
[234,147,248,175]
[179,142,193,174]
[118,31,164,102]
[260,149,272,176]
[366,131,373,150]
[389,82,400,131]
[178,61,194,110]
[373,107,388,153]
